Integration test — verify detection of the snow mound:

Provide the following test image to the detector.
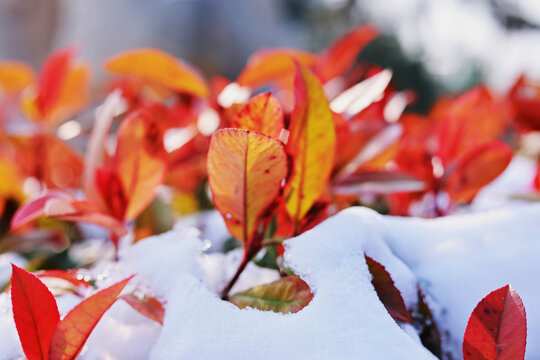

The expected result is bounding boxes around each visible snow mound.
[383,203,540,358]
[146,209,434,360]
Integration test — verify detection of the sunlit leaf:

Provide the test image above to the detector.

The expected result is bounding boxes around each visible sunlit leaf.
[104,48,209,98]
[36,47,73,118]
[285,65,335,224]
[11,191,127,237]
[330,69,392,116]
[9,134,84,189]
[463,285,527,360]
[333,171,425,195]
[445,141,513,203]
[236,48,317,88]
[35,270,90,289]
[435,87,510,164]
[11,264,60,360]
[230,92,284,138]
[365,256,412,323]
[229,276,313,314]
[207,128,287,244]
[315,24,378,83]
[49,276,133,360]
[114,109,168,220]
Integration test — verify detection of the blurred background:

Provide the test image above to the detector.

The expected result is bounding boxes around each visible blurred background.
[2,0,540,113]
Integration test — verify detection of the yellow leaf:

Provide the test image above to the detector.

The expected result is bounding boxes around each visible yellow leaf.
[285,66,336,223]
[0,61,35,95]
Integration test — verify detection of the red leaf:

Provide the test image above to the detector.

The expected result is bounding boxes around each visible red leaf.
[11,191,128,237]
[315,24,378,83]
[36,48,73,118]
[463,285,527,360]
[11,264,60,360]
[445,141,513,203]
[94,167,128,221]
[332,171,425,195]
[365,256,412,323]
[435,87,510,164]
[35,270,90,289]
[508,75,540,132]
[120,293,165,325]
[49,276,133,360]
[230,92,284,138]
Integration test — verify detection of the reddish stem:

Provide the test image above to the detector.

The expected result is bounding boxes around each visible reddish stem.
[221,244,261,300]
[110,231,120,261]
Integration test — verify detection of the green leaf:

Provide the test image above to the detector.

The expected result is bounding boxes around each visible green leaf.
[229,276,313,314]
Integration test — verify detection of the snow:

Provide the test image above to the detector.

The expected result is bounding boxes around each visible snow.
[149,209,435,359]
[383,204,540,358]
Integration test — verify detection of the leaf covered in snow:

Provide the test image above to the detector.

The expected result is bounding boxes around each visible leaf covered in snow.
[229,276,313,314]
[365,255,412,323]
[121,293,165,325]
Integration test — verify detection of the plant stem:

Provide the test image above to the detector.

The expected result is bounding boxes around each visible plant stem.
[221,244,260,300]
[220,255,250,300]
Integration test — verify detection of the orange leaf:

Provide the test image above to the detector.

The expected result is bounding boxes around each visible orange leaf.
[45,63,90,126]
[104,48,209,98]
[114,109,168,220]
[445,141,513,203]
[207,129,287,244]
[11,265,60,360]
[315,24,378,83]
[236,48,317,88]
[121,293,165,325]
[285,65,335,224]
[230,92,284,138]
[0,61,36,95]
[463,285,527,360]
[9,134,83,189]
[49,276,133,360]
